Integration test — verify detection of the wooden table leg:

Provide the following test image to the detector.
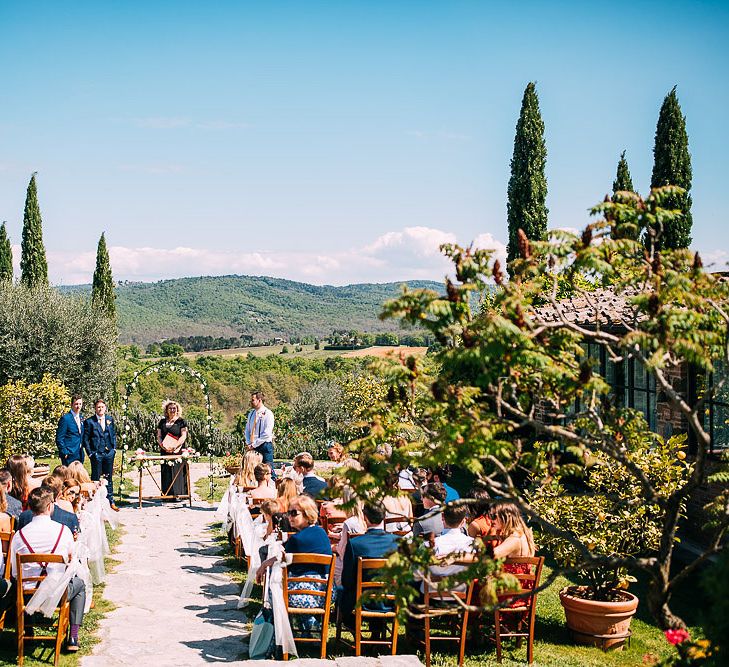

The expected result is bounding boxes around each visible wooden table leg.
[138,466,143,509]
[187,461,192,507]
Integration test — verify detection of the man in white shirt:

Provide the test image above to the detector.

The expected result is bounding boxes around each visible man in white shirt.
[9,487,87,652]
[245,390,276,478]
[424,504,474,593]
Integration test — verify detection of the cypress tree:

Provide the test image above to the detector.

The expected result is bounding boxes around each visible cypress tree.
[506,82,548,270]
[20,173,49,287]
[0,223,12,282]
[91,232,116,319]
[613,150,635,194]
[650,86,692,249]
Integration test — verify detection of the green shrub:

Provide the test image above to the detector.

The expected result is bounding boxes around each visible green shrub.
[0,374,69,460]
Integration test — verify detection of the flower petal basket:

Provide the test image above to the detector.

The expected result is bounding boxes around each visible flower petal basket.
[559,586,639,651]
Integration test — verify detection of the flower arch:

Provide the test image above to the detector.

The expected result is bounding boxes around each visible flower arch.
[117,359,215,499]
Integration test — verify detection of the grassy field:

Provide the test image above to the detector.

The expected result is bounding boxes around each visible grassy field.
[180,343,429,361]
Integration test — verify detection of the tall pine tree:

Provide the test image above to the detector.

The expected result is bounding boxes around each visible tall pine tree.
[650,86,692,249]
[0,223,12,282]
[507,82,548,269]
[20,173,49,287]
[613,150,635,194]
[91,232,116,319]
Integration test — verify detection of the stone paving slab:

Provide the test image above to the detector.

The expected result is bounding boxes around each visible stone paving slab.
[82,464,423,666]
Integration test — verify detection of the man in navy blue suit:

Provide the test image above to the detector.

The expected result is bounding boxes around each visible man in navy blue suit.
[339,502,399,626]
[83,398,119,511]
[55,395,85,465]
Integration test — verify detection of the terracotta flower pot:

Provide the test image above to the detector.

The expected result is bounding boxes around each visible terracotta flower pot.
[559,586,639,650]
[225,465,240,475]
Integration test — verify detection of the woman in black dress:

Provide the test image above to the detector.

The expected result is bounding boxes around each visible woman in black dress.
[156,400,189,499]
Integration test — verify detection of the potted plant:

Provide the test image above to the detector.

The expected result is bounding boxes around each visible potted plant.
[220,451,243,475]
[530,422,688,650]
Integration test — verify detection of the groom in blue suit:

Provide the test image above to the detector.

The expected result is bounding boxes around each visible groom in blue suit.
[83,398,119,511]
[55,395,85,465]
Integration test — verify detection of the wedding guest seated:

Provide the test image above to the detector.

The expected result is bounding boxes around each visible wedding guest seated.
[0,469,22,519]
[276,477,299,512]
[467,486,494,539]
[9,487,87,651]
[68,461,99,496]
[333,486,365,586]
[260,499,291,537]
[412,483,447,539]
[319,476,347,525]
[425,505,474,592]
[249,464,277,500]
[62,480,83,514]
[398,466,417,491]
[339,502,399,626]
[431,465,460,503]
[327,442,361,471]
[257,495,332,632]
[7,454,35,511]
[382,473,413,534]
[0,483,13,532]
[491,502,536,563]
[18,476,80,537]
[293,452,327,499]
[234,451,263,489]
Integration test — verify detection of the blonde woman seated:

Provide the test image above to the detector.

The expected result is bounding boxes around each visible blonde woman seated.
[256,495,332,633]
[382,472,413,534]
[68,460,99,497]
[491,503,535,563]
[327,442,361,471]
[249,464,277,500]
[233,450,262,490]
[276,477,299,512]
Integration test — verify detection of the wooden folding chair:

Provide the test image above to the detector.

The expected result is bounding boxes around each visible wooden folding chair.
[281,553,336,660]
[323,515,345,544]
[494,556,544,665]
[384,516,412,537]
[16,553,71,667]
[336,557,399,656]
[419,574,476,667]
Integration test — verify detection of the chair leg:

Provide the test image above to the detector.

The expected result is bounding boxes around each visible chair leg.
[282,652,288,661]
[17,611,24,667]
[459,610,469,667]
[354,612,361,656]
[391,615,399,655]
[495,610,503,663]
[424,613,431,667]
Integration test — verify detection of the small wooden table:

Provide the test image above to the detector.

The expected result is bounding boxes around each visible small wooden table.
[133,454,193,508]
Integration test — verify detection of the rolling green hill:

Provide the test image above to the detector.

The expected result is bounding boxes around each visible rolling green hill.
[74,275,442,345]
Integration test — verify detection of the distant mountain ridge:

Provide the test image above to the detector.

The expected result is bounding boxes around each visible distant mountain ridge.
[66,274,443,345]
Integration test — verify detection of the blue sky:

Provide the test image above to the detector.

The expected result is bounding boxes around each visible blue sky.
[1,1,727,284]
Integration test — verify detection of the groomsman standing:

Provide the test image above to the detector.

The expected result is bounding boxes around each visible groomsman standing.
[245,390,275,477]
[56,395,85,465]
[83,398,120,511]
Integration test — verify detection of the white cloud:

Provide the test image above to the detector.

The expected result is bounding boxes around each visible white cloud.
[39,226,507,286]
[131,116,191,129]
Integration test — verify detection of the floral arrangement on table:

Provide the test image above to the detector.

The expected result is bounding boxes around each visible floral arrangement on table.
[129,447,203,467]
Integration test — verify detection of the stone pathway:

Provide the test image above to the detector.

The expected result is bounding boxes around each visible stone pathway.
[82,463,422,666]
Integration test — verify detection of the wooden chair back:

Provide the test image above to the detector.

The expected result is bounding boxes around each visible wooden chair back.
[281,553,336,659]
[337,557,399,656]
[494,556,544,665]
[384,516,412,537]
[323,515,346,542]
[15,553,71,667]
[420,561,477,667]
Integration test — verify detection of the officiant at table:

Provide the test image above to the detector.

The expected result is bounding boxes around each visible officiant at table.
[156,400,189,499]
